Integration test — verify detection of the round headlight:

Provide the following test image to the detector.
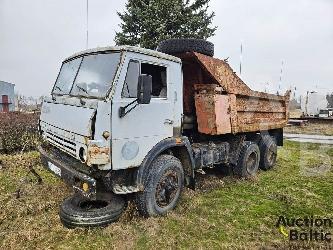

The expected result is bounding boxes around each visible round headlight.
[121,141,139,160]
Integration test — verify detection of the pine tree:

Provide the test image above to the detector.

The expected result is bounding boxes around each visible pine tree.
[115,0,217,49]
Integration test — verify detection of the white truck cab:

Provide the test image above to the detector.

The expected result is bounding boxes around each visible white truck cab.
[40,46,182,172]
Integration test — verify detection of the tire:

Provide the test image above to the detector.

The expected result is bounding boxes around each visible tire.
[233,141,260,178]
[59,192,126,228]
[136,155,184,217]
[157,38,214,57]
[258,135,277,171]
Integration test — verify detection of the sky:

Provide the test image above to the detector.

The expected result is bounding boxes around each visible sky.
[0,0,332,97]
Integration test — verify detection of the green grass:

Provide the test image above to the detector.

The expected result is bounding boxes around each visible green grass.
[0,141,332,249]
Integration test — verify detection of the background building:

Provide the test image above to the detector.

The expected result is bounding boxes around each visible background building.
[0,81,15,112]
[301,91,328,116]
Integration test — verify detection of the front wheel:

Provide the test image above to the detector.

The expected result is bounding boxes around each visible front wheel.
[136,155,184,217]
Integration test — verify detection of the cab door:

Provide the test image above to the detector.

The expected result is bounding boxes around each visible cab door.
[111,54,177,170]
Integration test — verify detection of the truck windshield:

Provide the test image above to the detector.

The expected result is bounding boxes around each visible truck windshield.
[53,52,121,98]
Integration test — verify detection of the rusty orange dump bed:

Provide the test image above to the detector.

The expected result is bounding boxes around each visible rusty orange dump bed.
[179,52,290,135]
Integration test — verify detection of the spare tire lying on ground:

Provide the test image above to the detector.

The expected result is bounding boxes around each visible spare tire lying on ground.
[59,192,126,228]
[157,38,214,57]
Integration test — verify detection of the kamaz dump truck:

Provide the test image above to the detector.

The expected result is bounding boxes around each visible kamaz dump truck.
[38,39,290,228]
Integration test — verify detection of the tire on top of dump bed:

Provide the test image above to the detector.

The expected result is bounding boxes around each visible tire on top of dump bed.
[157,39,214,57]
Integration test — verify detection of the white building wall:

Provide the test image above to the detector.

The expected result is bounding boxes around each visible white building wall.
[0,81,15,112]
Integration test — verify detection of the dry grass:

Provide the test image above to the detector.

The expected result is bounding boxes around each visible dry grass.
[0,141,332,249]
[284,122,333,136]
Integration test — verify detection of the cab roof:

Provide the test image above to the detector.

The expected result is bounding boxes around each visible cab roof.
[64,45,182,63]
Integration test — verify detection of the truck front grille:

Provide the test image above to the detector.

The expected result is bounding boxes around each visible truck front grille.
[45,131,77,156]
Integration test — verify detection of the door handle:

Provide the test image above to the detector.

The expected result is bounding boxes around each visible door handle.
[164,119,174,125]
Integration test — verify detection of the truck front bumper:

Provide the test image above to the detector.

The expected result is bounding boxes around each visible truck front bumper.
[38,145,97,199]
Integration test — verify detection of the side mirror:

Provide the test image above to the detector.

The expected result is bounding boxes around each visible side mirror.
[137,74,152,104]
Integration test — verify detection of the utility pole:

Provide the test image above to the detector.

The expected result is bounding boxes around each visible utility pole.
[86,0,89,49]
[278,60,284,95]
[265,82,269,93]
[239,41,243,76]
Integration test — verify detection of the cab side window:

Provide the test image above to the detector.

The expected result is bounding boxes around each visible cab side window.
[141,63,167,98]
[122,61,167,98]
[121,60,140,98]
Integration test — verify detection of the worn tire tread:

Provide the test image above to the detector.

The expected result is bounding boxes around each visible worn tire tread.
[258,135,277,171]
[59,193,126,228]
[157,39,214,57]
[136,154,184,217]
[232,141,260,178]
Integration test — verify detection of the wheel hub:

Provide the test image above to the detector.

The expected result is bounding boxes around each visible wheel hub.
[79,200,109,211]
[246,152,258,173]
[267,145,277,165]
[155,170,179,207]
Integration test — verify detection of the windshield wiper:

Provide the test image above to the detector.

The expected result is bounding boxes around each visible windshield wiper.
[55,86,62,92]
[75,85,89,95]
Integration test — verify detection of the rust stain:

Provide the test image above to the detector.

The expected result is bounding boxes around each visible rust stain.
[175,138,182,144]
[214,95,232,134]
[194,84,232,135]
[87,144,110,166]
[229,94,238,134]
[192,52,251,95]
[88,144,109,155]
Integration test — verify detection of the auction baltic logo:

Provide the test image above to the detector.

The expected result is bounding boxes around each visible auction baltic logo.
[276,216,332,242]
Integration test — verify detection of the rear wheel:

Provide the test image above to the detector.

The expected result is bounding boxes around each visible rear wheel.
[259,135,277,170]
[233,141,260,178]
[136,155,184,217]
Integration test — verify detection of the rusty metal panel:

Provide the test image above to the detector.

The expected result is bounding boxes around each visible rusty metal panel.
[182,59,217,115]
[215,95,232,134]
[193,83,290,135]
[178,52,290,135]
[236,96,286,113]
[178,52,289,100]
[183,63,200,114]
[237,121,288,133]
[192,52,251,95]
[87,143,110,166]
[229,94,238,134]
[234,92,291,133]
[195,89,218,134]
[194,84,231,135]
